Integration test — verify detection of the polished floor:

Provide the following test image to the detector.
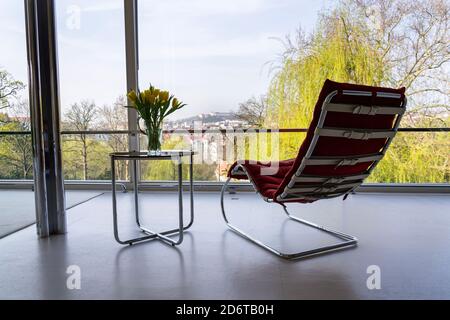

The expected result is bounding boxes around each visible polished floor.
[0,191,449,299]
[0,190,103,238]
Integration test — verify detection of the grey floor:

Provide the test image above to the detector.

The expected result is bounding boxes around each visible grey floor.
[0,191,449,299]
[0,190,103,238]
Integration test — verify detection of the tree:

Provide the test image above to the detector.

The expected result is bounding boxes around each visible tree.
[63,100,98,180]
[99,96,129,180]
[0,69,24,110]
[265,0,449,183]
[0,101,33,179]
[235,95,268,128]
[266,4,384,157]
[0,69,31,179]
[348,0,450,125]
[344,0,450,182]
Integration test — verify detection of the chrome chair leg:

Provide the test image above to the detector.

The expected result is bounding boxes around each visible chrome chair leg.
[220,178,358,260]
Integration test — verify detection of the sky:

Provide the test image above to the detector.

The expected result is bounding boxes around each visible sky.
[0,0,332,120]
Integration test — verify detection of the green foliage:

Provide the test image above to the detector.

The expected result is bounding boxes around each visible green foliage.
[0,114,33,179]
[0,1,448,184]
[368,132,449,183]
[141,136,217,181]
[267,8,387,160]
[264,2,449,183]
[62,137,113,180]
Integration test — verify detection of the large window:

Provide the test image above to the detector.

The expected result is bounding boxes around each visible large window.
[55,0,129,181]
[0,0,32,180]
[0,0,448,186]
[137,0,449,184]
[137,0,326,182]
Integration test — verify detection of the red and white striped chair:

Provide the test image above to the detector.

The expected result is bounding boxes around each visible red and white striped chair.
[221,79,407,260]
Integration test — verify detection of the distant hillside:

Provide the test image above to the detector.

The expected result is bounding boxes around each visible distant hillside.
[168,112,238,124]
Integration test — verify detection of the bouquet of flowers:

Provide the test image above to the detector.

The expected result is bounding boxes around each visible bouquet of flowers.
[127,85,186,153]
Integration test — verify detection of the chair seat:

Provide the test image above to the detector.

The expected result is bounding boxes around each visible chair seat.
[228,160,294,199]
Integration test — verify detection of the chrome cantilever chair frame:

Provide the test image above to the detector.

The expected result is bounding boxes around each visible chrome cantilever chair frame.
[221,176,358,260]
[220,89,406,260]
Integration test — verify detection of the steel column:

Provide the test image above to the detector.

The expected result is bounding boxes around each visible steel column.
[24,0,66,237]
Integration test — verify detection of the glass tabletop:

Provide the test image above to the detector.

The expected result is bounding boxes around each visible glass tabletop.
[110,150,195,159]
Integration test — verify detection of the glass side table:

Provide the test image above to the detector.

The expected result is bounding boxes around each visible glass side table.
[110,150,195,246]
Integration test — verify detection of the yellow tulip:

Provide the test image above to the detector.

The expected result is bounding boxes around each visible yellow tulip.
[144,90,153,104]
[139,91,146,102]
[127,90,137,103]
[172,98,179,108]
[160,91,169,102]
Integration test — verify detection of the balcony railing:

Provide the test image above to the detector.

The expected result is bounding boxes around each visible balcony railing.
[0,128,449,185]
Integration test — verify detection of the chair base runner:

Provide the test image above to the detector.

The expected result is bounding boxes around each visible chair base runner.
[220,178,358,260]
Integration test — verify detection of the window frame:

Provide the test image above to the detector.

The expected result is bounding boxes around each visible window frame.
[0,0,448,193]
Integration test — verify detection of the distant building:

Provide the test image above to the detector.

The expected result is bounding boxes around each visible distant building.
[164,112,250,131]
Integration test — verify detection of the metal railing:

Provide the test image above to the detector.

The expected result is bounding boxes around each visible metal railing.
[0,127,449,191]
[0,127,449,136]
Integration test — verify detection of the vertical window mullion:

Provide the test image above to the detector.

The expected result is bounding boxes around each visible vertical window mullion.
[124,0,139,185]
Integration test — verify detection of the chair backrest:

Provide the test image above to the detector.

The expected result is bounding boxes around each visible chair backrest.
[275,79,406,203]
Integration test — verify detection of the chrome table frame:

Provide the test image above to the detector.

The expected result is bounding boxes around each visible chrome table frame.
[111,151,194,246]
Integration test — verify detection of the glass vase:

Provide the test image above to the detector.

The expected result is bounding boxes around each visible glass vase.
[146,123,163,156]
